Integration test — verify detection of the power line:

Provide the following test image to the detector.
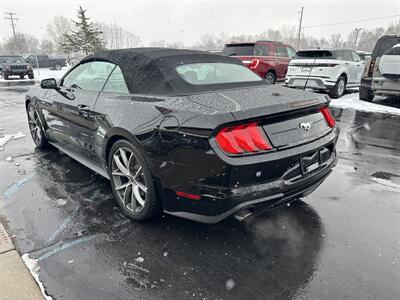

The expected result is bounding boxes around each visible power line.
[303,14,400,29]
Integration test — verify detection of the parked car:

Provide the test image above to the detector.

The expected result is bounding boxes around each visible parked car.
[222,41,296,84]
[26,48,338,224]
[25,54,66,70]
[359,35,400,102]
[356,51,372,62]
[285,49,364,98]
[0,55,34,80]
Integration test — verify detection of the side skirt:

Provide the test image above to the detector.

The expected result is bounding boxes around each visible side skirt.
[49,142,110,180]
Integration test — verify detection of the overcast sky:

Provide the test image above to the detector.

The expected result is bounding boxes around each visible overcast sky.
[1,0,399,45]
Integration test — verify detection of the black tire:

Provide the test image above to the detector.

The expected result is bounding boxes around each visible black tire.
[28,73,34,79]
[20,74,25,79]
[55,64,61,71]
[26,102,49,149]
[265,71,276,85]
[359,85,374,102]
[108,139,161,221]
[4,74,9,80]
[329,75,347,98]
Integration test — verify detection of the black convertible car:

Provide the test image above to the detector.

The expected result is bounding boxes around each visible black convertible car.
[26,48,338,223]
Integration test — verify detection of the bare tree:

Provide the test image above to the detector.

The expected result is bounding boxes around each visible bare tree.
[357,27,385,52]
[96,22,142,49]
[329,33,344,48]
[2,32,39,54]
[40,39,54,56]
[47,16,73,54]
[149,40,166,47]
[385,21,400,34]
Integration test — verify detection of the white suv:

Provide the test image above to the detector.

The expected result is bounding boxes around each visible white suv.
[285,49,364,98]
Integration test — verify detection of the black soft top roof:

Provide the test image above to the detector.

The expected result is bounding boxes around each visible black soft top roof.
[81,48,263,95]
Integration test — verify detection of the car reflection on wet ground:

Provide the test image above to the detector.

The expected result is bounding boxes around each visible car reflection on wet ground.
[0,87,399,299]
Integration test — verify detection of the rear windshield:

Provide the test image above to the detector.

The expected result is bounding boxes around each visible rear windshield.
[222,44,255,56]
[176,62,262,85]
[383,44,400,56]
[295,50,333,59]
[373,36,400,57]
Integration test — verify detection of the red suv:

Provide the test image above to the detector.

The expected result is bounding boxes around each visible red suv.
[222,41,296,84]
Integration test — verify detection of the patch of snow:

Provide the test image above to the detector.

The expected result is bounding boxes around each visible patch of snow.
[0,132,26,147]
[0,68,68,83]
[5,156,13,162]
[371,177,400,190]
[135,257,144,263]
[330,93,400,116]
[21,254,53,300]
[225,278,235,290]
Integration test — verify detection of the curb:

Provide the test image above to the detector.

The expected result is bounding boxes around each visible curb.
[0,223,45,300]
[0,80,37,87]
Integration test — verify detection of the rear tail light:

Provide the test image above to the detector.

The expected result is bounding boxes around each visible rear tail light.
[367,59,375,77]
[215,122,272,155]
[320,107,336,128]
[319,63,338,67]
[248,59,260,70]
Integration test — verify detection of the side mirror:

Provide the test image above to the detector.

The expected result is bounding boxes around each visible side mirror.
[40,78,57,89]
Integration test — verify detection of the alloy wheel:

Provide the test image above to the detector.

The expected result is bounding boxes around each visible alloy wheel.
[337,78,345,96]
[27,106,43,145]
[111,147,147,213]
[265,73,276,85]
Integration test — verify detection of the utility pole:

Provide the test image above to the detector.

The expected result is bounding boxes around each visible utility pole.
[5,12,18,39]
[354,28,362,50]
[296,6,304,50]
[5,12,19,53]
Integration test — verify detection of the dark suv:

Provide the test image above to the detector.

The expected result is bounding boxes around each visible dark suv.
[0,55,34,80]
[359,35,400,101]
[222,41,296,84]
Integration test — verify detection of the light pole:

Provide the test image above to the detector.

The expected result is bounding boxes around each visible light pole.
[354,28,362,50]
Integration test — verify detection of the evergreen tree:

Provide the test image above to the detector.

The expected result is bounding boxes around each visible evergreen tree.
[62,6,103,55]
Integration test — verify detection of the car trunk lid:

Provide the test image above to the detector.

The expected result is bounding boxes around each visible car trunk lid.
[188,84,332,150]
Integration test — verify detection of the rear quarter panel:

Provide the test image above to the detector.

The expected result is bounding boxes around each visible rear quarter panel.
[93,92,234,163]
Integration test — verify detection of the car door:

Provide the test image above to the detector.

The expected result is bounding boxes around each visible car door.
[42,61,115,158]
[351,51,364,83]
[275,45,290,80]
[343,50,358,84]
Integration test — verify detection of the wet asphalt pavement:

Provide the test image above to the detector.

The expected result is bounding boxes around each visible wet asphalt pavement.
[0,86,399,300]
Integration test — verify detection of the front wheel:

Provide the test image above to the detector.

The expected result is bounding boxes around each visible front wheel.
[20,74,25,79]
[28,73,34,79]
[3,73,9,80]
[108,140,161,221]
[27,103,49,148]
[329,75,347,98]
[265,71,276,85]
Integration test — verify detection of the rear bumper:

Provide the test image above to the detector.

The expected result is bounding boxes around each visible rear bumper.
[285,76,337,90]
[163,128,339,223]
[366,76,400,96]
